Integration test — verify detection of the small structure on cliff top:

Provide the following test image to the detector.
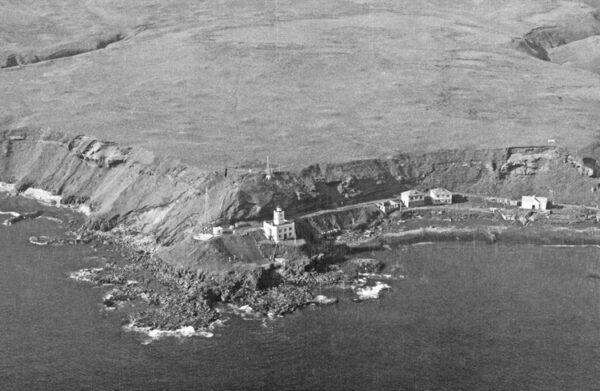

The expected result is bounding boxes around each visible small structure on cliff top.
[375,200,401,214]
[428,188,453,205]
[263,207,296,243]
[400,190,426,207]
[521,195,548,211]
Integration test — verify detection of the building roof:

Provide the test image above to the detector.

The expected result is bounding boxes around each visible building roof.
[376,199,401,205]
[522,195,548,201]
[429,187,452,197]
[401,189,425,197]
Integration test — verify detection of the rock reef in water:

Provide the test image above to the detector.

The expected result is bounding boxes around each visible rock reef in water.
[349,258,384,274]
[4,210,42,225]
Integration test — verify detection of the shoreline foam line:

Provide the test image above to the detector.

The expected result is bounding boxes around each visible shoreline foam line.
[0,211,20,217]
[124,322,215,344]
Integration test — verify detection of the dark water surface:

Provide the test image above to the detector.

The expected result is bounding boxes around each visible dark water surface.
[2,197,600,390]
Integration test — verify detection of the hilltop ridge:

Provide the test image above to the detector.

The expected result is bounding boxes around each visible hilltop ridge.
[3,1,600,169]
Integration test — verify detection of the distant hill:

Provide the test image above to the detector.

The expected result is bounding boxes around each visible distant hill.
[2,0,600,169]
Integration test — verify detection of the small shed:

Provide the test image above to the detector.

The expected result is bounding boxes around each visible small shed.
[521,196,548,211]
[375,200,402,214]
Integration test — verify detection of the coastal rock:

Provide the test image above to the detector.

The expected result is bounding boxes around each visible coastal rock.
[242,285,314,316]
[4,210,42,225]
[350,258,384,274]
[133,295,219,330]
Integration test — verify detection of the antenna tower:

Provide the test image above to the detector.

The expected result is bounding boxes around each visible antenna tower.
[266,156,272,180]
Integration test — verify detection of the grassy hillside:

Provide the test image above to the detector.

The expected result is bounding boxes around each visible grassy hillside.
[2,0,600,169]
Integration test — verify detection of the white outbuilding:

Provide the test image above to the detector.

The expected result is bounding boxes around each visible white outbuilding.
[521,196,548,211]
[375,199,402,214]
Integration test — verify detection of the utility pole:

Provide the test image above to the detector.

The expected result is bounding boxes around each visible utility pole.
[204,187,209,227]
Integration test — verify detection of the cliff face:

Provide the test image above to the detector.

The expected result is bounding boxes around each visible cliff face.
[1,128,227,248]
[2,127,600,269]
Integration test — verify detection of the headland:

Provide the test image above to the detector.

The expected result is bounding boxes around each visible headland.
[3,127,600,333]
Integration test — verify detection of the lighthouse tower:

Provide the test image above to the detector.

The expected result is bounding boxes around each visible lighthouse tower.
[273,207,285,225]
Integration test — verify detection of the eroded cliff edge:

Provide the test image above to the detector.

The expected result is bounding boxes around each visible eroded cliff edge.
[2,127,600,270]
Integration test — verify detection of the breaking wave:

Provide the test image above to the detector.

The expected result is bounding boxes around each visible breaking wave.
[124,322,217,344]
[69,268,103,283]
[354,281,391,300]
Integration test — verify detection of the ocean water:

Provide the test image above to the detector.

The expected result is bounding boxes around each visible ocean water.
[2,196,600,390]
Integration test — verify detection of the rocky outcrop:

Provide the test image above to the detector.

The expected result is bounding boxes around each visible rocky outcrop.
[0,33,124,69]
[515,7,600,76]
[511,37,550,61]
[498,146,559,178]
[69,137,130,168]
[525,26,574,49]
[523,12,600,50]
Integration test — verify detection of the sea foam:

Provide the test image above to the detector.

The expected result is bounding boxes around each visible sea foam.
[0,211,20,217]
[40,216,63,224]
[124,322,215,344]
[358,272,393,279]
[69,268,103,283]
[1,211,20,226]
[355,281,391,300]
[412,241,434,246]
[225,304,261,320]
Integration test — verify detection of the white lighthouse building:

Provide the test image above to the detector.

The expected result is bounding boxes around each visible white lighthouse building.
[263,207,296,243]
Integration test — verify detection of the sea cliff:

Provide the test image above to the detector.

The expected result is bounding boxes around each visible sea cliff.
[3,127,600,268]
[4,126,600,331]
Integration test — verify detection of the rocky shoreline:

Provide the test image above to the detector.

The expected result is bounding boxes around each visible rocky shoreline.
[65,200,600,334]
[71,244,350,331]
[4,128,600,334]
[6,181,600,334]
